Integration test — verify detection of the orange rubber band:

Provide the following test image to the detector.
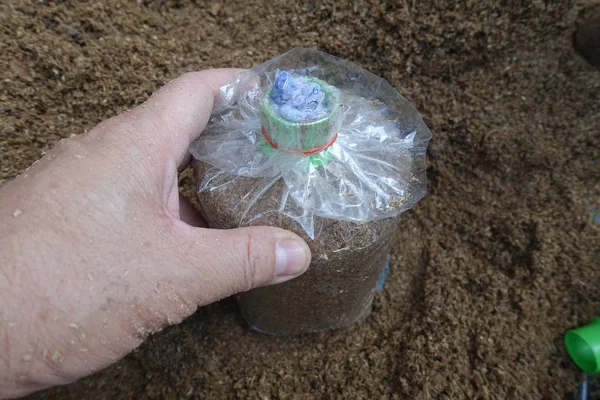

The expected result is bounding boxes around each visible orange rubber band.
[261,126,338,156]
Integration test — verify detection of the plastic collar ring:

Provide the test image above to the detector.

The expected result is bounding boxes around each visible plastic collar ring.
[261,126,338,156]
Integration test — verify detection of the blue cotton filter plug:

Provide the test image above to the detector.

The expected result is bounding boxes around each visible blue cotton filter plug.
[269,71,329,122]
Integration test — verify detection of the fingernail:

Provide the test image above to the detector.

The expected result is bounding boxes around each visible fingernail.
[275,240,309,277]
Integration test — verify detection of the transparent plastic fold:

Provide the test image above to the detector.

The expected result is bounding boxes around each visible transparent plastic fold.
[189,48,431,239]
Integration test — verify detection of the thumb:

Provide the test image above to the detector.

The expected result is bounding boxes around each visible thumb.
[177,225,312,303]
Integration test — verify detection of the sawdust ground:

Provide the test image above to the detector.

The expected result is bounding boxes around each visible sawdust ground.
[1,1,599,399]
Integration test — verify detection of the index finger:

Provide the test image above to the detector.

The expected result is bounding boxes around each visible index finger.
[106,69,243,168]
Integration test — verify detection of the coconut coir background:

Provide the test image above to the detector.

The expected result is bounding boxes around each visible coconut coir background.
[1,0,599,399]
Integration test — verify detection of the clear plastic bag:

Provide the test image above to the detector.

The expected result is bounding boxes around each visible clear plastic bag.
[190,48,431,239]
[190,48,431,335]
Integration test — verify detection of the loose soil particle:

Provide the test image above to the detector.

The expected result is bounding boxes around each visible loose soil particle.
[1,0,599,399]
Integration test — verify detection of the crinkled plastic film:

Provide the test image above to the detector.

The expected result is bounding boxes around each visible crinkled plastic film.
[190,48,431,239]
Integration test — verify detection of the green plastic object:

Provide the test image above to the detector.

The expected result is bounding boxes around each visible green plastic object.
[565,318,600,374]
[260,77,340,154]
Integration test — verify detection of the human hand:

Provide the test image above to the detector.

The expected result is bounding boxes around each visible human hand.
[0,69,311,398]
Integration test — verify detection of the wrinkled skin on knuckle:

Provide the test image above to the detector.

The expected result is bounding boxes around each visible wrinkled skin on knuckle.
[84,114,130,142]
[83,111,147,158]
[239,233,273,293]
